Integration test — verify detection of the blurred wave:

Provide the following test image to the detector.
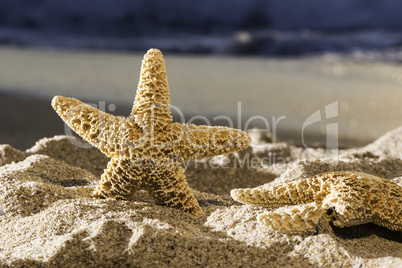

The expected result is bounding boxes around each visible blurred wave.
[1,0,402,61]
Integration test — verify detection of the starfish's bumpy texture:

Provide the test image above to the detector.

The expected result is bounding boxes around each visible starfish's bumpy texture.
[52,49,251,214]
[231,171,402,234]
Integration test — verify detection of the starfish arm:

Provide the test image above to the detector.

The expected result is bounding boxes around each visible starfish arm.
[52,96,141,158]
[176,124,251,160]
[93,158,144,199]
[375,182,402,231]
[131,49,172,131]
[231,178,326,208]
[94,158,202,214]
[143,159,203,214]
[258,203,323,234]
[321,173,402,231]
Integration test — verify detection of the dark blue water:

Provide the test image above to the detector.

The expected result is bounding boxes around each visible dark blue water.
[1,0,402,60]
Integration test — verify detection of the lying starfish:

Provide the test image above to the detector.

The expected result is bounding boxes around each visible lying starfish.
[52,48,251,214]
[231,171,402,234]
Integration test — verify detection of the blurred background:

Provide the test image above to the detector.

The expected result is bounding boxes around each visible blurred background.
[1,0,402,149]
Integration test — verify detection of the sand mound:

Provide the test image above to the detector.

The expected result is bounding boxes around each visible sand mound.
[0,131,401,267]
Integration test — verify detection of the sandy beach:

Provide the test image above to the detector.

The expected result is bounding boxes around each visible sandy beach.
[0,129,401,267]
[2,47,402,149]
[0,47,402,267]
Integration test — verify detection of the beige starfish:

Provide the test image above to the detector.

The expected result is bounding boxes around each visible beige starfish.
[52,48,251,214]
[231,171,402,234]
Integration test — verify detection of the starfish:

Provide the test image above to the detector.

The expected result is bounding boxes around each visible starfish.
[52,48,251,214]
[231,171,402,234]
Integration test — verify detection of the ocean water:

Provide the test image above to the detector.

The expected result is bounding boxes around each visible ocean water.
[2,1,402,147]
[1,0,402,61]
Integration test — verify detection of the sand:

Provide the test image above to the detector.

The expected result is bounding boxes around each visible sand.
[0,127,401,267]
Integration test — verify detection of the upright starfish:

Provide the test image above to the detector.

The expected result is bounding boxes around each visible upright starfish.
[52,48,251,214]
[231,171,402,234]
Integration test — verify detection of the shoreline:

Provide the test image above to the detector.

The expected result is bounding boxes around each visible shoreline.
[1,93,372,150]
[1,46,402,149]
